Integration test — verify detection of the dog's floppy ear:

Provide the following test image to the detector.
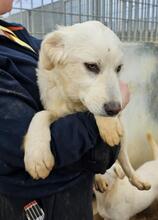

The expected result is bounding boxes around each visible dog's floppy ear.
[39,31,65,70]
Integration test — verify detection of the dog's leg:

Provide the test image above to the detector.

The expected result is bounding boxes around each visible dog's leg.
[24,110,57,179]
[118,142,151,190]
[95,116,150,190]
[113,162,125,179]
[95,116,123,147]
[94,162,125,193]
[94,116,123,192]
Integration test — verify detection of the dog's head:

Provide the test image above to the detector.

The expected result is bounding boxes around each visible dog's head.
[39,21,123,116]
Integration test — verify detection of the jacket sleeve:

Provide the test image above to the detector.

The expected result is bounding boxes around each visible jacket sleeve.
[0,68,120,175]
[50,112,120,173]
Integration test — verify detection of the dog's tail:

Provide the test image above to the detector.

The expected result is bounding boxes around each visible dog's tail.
[146,132,158,160]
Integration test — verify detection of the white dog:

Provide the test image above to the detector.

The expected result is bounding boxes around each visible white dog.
[95,133,158,220]
[23,21,150,191]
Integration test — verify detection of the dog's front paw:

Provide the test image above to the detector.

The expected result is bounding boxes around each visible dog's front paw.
[129,176,151,191]
[24,135,55,179]
[94,174,109,193]
[95,116,123,147]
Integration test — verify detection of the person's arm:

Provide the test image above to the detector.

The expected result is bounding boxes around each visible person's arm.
[51,112,120,173]
[0,68,120,176]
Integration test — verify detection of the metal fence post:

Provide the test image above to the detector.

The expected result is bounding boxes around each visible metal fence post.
[4,0,158,42]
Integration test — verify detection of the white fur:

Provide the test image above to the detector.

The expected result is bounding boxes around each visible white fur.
[95,134,158,220]
[95,162,158,220]
[24,22,152,191]
[94,43,158,219]
[38,21,123,115]
[24,21,124,179]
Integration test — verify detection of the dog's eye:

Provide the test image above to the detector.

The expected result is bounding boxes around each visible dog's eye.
[115,64,123,73]
[84,63,100,74]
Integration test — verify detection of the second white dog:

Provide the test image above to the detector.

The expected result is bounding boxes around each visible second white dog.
[95,133,158,220]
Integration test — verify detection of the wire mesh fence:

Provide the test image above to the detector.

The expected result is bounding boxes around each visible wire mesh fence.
[3,0,158,42]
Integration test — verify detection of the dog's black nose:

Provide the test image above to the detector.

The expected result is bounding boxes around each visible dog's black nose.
[104,102,121,116]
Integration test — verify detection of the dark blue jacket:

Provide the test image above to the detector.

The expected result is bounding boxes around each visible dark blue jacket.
[0,20,120,198]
